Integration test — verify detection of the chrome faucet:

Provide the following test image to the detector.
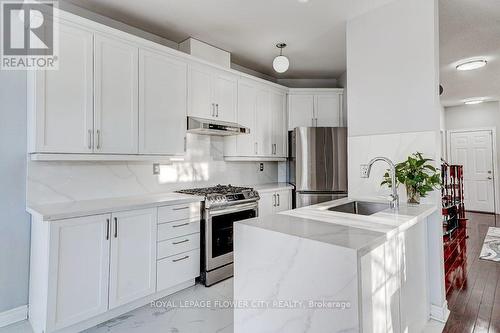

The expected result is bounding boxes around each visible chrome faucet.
[361,157,399,209]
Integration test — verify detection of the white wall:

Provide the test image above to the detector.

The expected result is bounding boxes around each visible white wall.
[0,71,31,313]
[346,0,446,323]
[346,0,440,137]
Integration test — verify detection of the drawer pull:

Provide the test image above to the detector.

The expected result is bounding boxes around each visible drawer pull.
[172,222,189,228]
[172,255,189,262]
[172,239,189,245]
[172,206,189,211]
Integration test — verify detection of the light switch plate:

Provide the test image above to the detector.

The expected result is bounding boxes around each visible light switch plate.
[153,163,161,175]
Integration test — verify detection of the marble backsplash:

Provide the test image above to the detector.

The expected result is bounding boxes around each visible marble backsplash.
[348,130,441,204]
[27,134,281,205]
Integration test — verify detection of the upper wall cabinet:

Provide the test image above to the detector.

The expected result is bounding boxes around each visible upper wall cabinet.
[139,49,187,155]
[187,63,237,123]
[94,35,139,154]
[28,21,94,154]
[288,89,344,130]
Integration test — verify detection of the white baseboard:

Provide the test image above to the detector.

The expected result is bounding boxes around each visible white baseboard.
[430,301,450,323]
[0,305,28,328]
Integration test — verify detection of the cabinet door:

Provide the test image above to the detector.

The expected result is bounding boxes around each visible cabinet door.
[255,88,273,156]
[234,80,257,156]
[271,91,287,157]
[288,94,314,130]
[33,21,93,153]
[94,34,139,154]
[213,72,237,122]
[258,192,276,218]
[47,214,110,331]
[188,64,214,119]
[139,49,187,155]
[274,190,291,213]
[315,94,341,127]
[109,208,157,309]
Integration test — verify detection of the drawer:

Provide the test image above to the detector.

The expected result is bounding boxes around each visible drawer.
[157,249,200,291]
[157,233,200,260]
[158,220,200,241]
[158,202,200,224]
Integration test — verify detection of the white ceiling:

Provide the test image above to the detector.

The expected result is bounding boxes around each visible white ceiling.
[439,0,500,107]
[62,0,395,79]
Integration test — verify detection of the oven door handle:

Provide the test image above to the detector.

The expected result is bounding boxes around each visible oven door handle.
[207,202,258,216]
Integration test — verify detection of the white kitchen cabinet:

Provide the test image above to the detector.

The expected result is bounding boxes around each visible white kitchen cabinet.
[270,90,287,157]
[188,63,237,122]
[255,88,273,156]
[46,214,110,331]
[258,189,292,218]
[94,34,139,154]
[139,49,187,155]
[28,21,94,153]
[108,208,157,309]
[287,89,344,130]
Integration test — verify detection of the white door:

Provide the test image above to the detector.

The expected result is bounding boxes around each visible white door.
[188,64,214,119]
[213,72,237,122]
[109,208,157,309]
[271,91,287,157]
[235,80,257,156]
[34,21,93,153]
[258,192,276,218]
[256,88,273,156]
[47,214,110,331]
[288,94,314,130]
[315,94,341,127]
[94,34,139,154]
[450,130,495,213]
[139,49,187,155]
[274,190,291,213]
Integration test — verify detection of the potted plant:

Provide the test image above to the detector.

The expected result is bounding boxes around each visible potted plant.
[381,152,441,205]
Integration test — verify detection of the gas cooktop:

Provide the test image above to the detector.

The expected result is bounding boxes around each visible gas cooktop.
[176,184,259,208]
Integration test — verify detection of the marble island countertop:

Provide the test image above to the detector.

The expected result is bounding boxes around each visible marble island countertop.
[238,197,437,256]
[27,192,204,221]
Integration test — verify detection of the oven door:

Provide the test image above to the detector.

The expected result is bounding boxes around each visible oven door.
[205,202,258,271]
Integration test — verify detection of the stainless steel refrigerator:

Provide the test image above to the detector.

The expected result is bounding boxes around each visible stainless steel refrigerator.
[288,127,348,208]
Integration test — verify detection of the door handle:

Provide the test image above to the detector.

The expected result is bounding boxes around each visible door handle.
[96,129,101,150]
[88,129,93,149]
[106,218,110,240]
[172,222,190,228]
[172,255,189,262]
[216,104,219,117]
[114,217,118,238]
[277,193,280,206]
[172,239,189,245]
[211,103,215,117]
[488,177,493,180]
[255,142,258,155]
[272,194,276,207]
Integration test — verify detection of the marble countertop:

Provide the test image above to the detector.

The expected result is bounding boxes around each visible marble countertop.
[250,182,293,193]
[27,192,204,221]
[237,197,437,256]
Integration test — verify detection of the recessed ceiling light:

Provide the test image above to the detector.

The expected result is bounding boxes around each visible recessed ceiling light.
[297,0,309,3]
[456,59,487,71]
[463,98,484,105]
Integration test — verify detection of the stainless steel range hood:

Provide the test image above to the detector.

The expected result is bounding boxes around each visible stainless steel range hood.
[187,117,250,136]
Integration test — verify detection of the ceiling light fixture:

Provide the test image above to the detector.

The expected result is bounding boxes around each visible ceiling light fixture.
[463,98,485,105]
[273,43,289,73]
[456,59,487,71]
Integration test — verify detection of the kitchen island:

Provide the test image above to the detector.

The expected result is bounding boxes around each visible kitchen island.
[233,198,437,333]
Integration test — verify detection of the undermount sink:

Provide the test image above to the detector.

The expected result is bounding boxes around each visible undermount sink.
[327,201,390,216]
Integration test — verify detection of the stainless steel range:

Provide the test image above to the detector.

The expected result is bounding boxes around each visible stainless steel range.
[176,185,259,286]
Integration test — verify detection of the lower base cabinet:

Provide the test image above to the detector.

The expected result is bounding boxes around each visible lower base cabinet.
[29,202,201,333]
[258,189,292,218]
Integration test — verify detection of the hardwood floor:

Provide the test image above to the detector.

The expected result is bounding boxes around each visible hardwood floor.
[444,212,500,333]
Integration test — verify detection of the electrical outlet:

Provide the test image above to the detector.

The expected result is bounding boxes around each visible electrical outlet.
[153,163,161,175]
[360,164,369,178]
[259,163,264,172]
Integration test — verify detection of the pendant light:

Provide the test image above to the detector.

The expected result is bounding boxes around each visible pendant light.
[273,43,289,73]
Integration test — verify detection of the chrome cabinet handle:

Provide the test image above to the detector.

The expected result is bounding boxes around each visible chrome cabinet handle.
[277,193,280,206]
[216,104,219,117]
[172,255,189,262]
[114,217,118,238]
[488,177,493,180]
[106,218,110,240]
[254,142,258,155]
[184,136,187,152]
[172,222,189,228]
[172,239,189,245]
[315,118,318,127]
[272,194,276,207]
[172,206,189,211]
[88,129,93,149]
[96,129,101,150]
